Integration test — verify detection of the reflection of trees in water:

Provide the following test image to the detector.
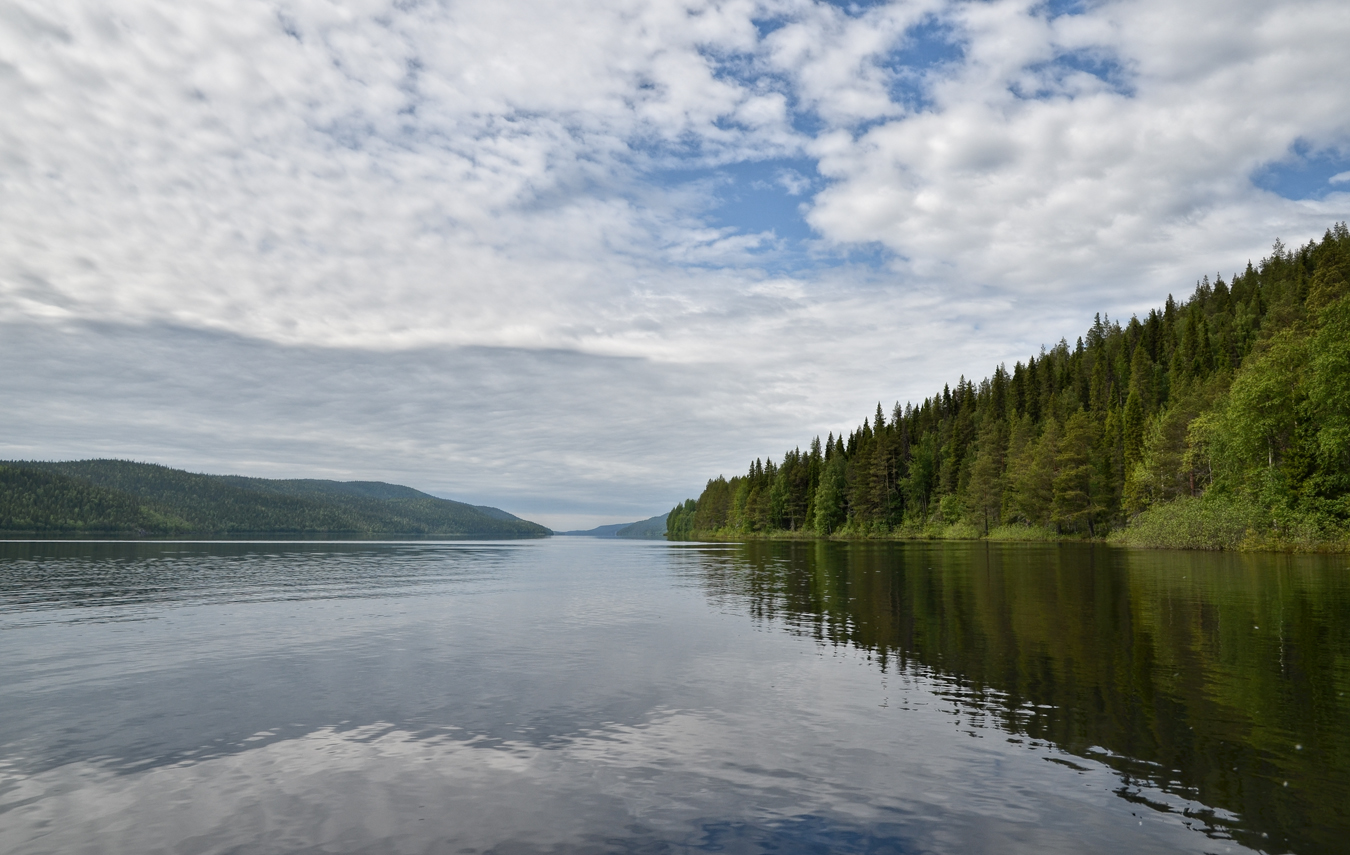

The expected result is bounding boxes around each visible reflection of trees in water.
[688,541,1350,855]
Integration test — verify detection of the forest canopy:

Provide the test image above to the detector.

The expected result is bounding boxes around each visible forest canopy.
[0,460,549,537]
[668,224,1350,550]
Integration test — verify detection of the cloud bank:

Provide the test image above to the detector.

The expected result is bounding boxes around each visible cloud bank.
[2,0,1347,527]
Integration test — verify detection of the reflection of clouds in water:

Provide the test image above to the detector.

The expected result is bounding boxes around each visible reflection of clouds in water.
[0,693,1240,854]
[0,543,1268,854]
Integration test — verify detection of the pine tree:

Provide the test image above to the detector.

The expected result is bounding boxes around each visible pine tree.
[1052,409,1100,534]
[813,454,847,534]
[1006,417,1058,527]
[965,415,1007,533]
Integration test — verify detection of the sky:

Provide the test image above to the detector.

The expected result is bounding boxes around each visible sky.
[2,0,1349,531]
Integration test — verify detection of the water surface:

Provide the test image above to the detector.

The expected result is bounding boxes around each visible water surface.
[0,539,1345,853]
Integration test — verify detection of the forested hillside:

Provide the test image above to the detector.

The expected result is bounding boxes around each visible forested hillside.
[0,460,549,537]
[668,224,1350,550]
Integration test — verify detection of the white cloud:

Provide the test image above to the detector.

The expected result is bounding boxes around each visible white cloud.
[0,0,804,353]
[1331,171,1350,185]
[0,651,1217,854]
[776,168,812,195]
[761,0,941,125]
[806,0,1350,302]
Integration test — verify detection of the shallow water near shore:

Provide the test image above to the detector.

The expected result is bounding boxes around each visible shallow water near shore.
[0,538,1346,854]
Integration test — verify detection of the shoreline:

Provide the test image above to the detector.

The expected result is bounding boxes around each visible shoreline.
[672,527,1350,554]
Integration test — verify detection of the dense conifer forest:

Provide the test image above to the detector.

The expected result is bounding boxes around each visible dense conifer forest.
[0,460,549,537]
[668,224,1350,550]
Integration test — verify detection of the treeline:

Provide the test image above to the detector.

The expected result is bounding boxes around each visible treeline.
[0,459,550,537]
[668,224,1350,549]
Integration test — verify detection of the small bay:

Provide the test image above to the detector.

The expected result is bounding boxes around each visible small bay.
[0,539,1345,854]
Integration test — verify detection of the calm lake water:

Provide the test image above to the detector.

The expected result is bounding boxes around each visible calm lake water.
[0,538,1346,854]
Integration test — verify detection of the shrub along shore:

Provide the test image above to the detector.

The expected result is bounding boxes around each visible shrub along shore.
[673,518,1350,552]
[668,225,1350,552]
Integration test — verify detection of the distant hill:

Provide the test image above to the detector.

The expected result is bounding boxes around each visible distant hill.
[556,522,629,537]
[0,460,549,537]
[557,512,668,539]
[472,505,527,522]
[615,514,669,539]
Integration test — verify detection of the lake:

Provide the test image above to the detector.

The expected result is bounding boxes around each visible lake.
[0,538,1346,854]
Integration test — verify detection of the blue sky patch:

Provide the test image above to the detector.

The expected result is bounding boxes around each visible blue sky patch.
[678,158,820,243]
[1050,48,1132,94]
[818,0,896,12]
[653,158,903,275]
[750,13,790,40]
[1015,48,1132,101]
[1041,0,1088,19]
[883,16,964,111]
[789,109,827,138]
[1252,142,1350,200]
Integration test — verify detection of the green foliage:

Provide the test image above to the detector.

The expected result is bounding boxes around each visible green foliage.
[963,414,1006,534]
[1307,294,1350,499]
[812,454,847,534]
[985,523,1060,541]
[1005,416,1057,527]
[1211,330,1307,487]
[1051,409,1099,534]
[665,499,697,540]
[669,223,1350,549]
[0,460,549,537]
[0,465,188,534]
[1109,494,1264,550]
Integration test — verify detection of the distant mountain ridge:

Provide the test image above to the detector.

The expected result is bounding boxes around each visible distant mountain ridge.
[557,512,668,539]
[0,460,548,537]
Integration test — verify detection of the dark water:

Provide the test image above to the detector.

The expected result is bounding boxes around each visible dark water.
[0,539,1346,854]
